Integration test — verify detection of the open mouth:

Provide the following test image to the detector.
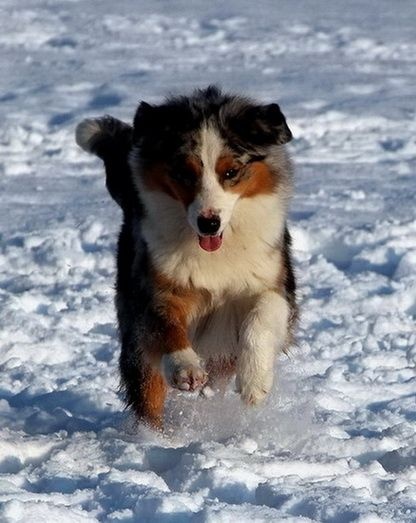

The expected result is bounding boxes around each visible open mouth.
[198,233,223,252]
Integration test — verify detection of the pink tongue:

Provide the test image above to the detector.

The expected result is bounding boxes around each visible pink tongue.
[198,235,223,252]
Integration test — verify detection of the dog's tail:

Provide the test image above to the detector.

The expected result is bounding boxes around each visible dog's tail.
[76,116,132,159]
[75,116,134,210]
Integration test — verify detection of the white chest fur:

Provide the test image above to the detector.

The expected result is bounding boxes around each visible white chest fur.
[140,191,287,297]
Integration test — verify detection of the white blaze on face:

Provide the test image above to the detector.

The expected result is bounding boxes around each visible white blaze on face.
[188,125,239,237]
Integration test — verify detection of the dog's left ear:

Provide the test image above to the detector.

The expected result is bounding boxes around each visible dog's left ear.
[230,103,293,147]
[256,103,293,145]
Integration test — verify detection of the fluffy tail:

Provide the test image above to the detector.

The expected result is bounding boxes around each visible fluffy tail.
[76,116,132,158]
[75,116,134,210]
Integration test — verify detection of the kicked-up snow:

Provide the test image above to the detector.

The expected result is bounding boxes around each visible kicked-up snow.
[0,0,415,521]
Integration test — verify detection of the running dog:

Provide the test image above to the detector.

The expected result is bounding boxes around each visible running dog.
[76,86,297,429]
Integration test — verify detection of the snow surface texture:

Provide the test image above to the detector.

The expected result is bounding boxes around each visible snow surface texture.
[0,1,415,521]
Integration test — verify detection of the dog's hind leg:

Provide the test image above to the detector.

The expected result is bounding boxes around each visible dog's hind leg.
[137,367,167,430]
[120,352,167,430]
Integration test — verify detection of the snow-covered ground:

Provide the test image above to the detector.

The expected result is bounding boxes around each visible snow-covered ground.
[1,1,415,521]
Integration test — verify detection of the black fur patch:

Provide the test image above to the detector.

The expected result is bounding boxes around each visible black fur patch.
[282,226,298,327]
[133,85,293,161]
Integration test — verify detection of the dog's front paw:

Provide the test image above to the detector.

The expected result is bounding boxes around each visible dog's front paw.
[236,372,273,406]
[161,349,207,392]
[238,382,269,406]
[171,364,208,391]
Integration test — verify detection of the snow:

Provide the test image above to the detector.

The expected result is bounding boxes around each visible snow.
[1,0,415,521]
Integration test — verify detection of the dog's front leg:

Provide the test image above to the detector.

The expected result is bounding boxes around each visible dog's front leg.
[236,291,289,405]
[161,346,207,392]
[154,292,207,393]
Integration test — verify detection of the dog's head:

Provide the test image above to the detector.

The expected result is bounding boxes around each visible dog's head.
[76,86,293,251]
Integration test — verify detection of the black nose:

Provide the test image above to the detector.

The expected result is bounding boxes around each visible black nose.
[197,215,221,235]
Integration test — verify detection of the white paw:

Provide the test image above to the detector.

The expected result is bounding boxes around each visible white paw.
[161,349,207,392]
[170,364,208,392]
[236,372,273,406]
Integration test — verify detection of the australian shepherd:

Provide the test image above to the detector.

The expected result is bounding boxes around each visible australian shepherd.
[75,86,297,429]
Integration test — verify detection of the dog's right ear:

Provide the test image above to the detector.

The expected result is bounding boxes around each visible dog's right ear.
[75,116,133,209]
[132,101,195,158]
[132,101,154,140]
[132,101,173,146]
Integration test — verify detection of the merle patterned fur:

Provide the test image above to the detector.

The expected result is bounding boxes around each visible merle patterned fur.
[79,86,297,420]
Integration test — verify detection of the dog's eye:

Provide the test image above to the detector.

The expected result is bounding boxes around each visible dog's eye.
[224,168,239,180]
